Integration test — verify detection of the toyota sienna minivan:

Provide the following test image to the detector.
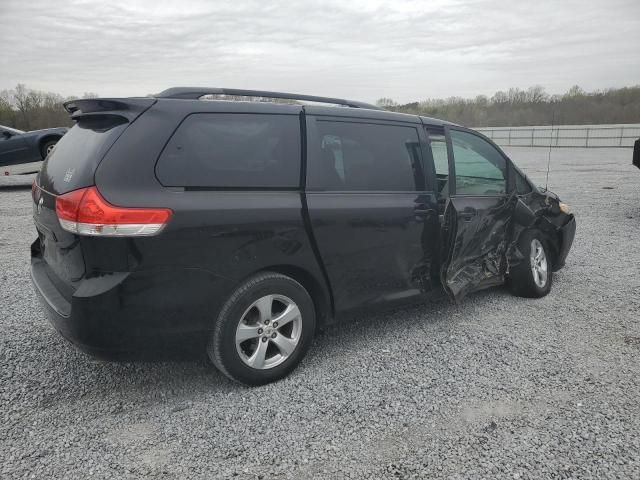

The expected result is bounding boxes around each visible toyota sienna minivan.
[31,87,576,385]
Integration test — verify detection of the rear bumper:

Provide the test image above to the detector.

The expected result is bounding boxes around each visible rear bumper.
[31,249,228,360]
[553,215,576,271]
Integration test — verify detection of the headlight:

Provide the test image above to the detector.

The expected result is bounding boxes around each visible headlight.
[559,202,571,214]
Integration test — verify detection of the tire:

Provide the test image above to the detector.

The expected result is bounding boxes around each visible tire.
[40,139,58,159]
[208,272,316,386]
[508,228,553,298]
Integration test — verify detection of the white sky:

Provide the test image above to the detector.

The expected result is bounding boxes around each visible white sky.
[1,0,639,103]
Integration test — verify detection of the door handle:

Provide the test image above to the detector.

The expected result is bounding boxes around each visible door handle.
[414,207,436,216]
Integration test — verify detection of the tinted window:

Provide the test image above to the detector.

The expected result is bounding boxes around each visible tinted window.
[308,120,424,191]
[157,113,301,188]
[39,118,128,195]
[450,130,506,195]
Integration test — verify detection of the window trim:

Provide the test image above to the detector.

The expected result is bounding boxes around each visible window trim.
[511,164,534,195]
[305,116,428,193]
[424,126,448,195]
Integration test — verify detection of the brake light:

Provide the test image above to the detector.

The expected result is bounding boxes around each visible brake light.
[55,186,173,236]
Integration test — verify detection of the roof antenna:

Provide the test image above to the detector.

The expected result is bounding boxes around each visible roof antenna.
[544,110,555,192]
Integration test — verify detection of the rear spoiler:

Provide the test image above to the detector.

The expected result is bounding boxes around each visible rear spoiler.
[63,98,156,122]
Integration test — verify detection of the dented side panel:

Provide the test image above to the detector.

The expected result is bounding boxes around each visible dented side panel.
[441,195,515,300]
[506,190,576,273]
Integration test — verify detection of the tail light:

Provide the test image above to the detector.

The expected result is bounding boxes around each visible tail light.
[55,186,173,236]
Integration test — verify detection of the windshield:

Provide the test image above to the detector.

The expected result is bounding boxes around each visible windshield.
[1,125,25,134]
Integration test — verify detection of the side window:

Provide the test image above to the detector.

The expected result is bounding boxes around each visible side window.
[156,113,301,188]
[308,120,424,191]
[450,130,507,195]
[425,128,449,194]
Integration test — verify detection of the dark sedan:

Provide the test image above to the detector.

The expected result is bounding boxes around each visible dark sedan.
[0,124,68,175]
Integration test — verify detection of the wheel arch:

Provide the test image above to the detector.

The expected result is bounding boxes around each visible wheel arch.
[38,134,63,157]
[256,264,333,329]
[531,218,561,269]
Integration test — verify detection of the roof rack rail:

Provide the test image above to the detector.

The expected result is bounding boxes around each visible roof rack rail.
[156,87,382,110]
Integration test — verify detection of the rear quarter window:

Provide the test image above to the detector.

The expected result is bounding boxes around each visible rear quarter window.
[156,113,301,188]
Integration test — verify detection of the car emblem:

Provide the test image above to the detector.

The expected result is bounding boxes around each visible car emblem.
[63,168,75,183]
[37,197,44,215]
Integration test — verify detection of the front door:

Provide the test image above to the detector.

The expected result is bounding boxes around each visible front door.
[430,127,514,300]
[305,115,440,313]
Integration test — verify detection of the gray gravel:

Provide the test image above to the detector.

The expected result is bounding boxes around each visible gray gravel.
[1,147,639,479]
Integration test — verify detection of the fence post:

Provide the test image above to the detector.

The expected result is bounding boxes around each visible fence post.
[619,127,624,147]
[531,128,535,147]
[508,129,511,146]
[585,128,590,147]
[555,127,560,146]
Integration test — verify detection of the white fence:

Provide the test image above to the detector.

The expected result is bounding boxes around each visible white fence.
[474,124,640,148]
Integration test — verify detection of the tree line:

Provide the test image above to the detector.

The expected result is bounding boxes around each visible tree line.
[1,83,639,130]
[0,84,98,131]
[378,85,640,127]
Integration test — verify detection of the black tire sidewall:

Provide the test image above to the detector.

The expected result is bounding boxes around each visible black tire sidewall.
[41,140,58,159]
[210,273,316,386]
[511,229,553,298]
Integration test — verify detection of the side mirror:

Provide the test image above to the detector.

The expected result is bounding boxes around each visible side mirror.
[1,131,12,139]
[633,139,640,170]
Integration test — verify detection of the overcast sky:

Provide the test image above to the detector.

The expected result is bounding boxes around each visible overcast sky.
[1,0,639,103]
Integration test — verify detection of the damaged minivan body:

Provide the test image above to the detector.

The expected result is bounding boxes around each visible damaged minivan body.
[443,177,575,300]
[30,88,576,385]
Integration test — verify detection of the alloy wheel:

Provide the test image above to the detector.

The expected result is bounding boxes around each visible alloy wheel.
[235,294,302,369]
[530,239,548,288]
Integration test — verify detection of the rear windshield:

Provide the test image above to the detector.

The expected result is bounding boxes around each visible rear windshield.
[156,113,301,188]
[38,117,128,194]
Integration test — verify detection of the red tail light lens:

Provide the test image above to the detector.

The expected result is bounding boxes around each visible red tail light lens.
[55,186,173,236]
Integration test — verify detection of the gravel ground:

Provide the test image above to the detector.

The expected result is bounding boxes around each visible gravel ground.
[1,147,639,479]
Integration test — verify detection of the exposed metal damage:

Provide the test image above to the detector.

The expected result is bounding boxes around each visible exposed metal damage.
[442,189,575,302]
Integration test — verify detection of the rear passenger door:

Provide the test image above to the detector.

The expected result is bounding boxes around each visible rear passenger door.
[431,127,514,300]
[305,115,440,313]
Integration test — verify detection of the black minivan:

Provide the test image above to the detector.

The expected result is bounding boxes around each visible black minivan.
[31,88,576,385]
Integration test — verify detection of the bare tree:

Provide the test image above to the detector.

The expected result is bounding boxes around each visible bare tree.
[1,84,639,130]
[376,97,398,108]
[390,85,640,127]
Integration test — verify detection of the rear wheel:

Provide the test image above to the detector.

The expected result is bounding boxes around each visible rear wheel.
[508,229,553,298]
[208,272,315,386]
[40,139,59,159]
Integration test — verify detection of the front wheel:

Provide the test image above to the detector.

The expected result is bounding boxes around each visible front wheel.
[208,272,316,386]
[508,229,553,298]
